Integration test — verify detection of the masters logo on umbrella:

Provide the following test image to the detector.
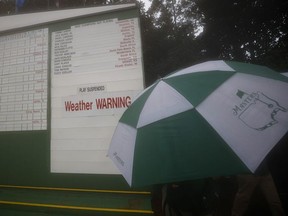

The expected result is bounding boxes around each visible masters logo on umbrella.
[233,89,287,131]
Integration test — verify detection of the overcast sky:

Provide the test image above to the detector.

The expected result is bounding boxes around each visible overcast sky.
[140,0,151,11]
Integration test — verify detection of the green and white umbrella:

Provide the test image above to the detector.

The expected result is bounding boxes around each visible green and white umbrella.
[108,60,288,187]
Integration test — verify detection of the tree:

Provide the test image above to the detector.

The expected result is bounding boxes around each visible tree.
[140,0,288,85]
[0,0,16,14]
[194,0,288,70]
[141,0,202,85]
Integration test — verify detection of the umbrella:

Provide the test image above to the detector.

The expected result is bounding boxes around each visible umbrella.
[108,60,288,187]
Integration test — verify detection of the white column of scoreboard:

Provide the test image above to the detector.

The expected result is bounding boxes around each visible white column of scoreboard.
[0,29,48,131]
[50,18,144,174]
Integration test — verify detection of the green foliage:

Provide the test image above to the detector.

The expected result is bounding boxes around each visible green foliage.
[142,0,204,85]
[196,0,288,62]
[0,0,14,15]
[141,0,288,85]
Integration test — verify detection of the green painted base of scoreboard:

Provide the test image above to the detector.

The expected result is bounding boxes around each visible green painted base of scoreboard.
[0,185,153,216]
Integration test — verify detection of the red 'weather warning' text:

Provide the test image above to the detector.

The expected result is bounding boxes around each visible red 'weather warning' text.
[64,96,131,112]
[95,96,131,109]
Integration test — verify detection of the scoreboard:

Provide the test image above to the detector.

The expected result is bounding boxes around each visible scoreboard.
[0,4,144,187]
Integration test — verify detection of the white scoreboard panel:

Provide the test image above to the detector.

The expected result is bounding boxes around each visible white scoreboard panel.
[50,17,144,174]
[0,5,144,175]
[0,29,48,131]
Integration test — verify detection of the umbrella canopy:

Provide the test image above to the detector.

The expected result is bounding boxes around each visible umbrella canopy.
[108,60,288,187]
